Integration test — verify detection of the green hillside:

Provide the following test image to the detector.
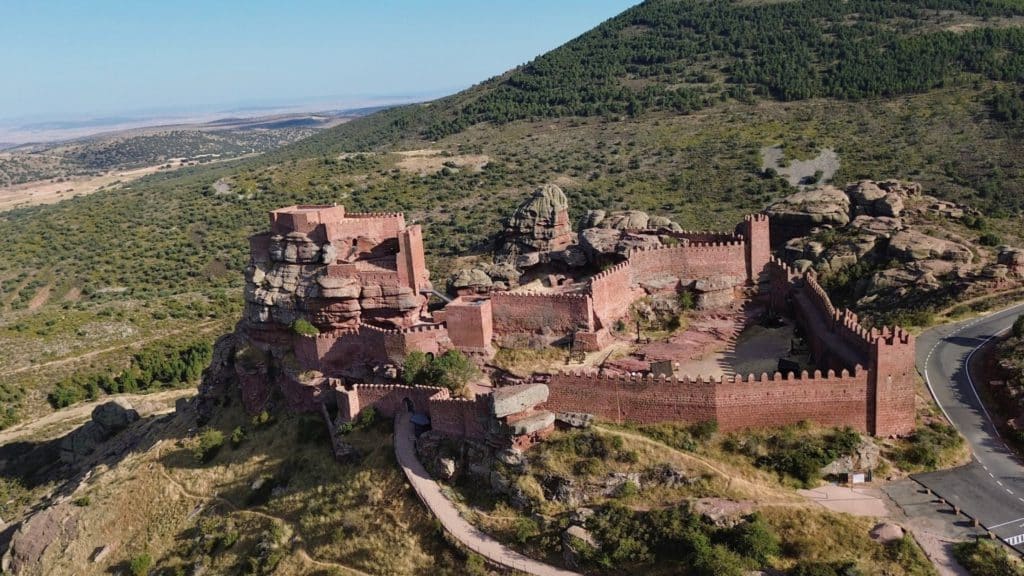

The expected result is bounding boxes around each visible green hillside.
[2,0,1024,427]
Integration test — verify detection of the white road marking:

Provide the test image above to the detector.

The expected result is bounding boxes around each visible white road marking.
[986,516,1024,530]
[1007,533,1024,546]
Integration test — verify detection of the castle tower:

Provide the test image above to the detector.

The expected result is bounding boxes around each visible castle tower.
[869,327,916,436]
[739,214,771,284]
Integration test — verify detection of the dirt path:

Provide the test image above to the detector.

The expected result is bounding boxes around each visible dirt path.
[394,414,583,576]
[0,388,194,445]
[0,320,223,378]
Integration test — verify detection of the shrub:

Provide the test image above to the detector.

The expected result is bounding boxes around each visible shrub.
[726,513,779,566]
[230,426,246,448]
[952,539,1024,576]
[1013,314,1024,339]
[616,480,639,498]
[791,561,862,576]
[337,407,377,435]
[402,350,479,394]
[252,410,274,427]
[290,318,320,336]
[980,232,1003,246]
[897,422,962,470]
[129,553,152,576]
[693,543,749,576]
[192,429,225,463]
[73,495,91,507]
[513,517,540,545]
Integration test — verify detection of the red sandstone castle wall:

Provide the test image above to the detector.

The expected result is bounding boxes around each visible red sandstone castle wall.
[764,259,916,436]
[336,384,488,442]
[629,242,748,286]
[871,329,917,436]
[438,299,493,350]
[589,263,637,330]
[545,369,871,432]
[490,292,594,335]
[545,373,717,425]
[429,395,489,441]
[739,214,771,282]
[715,369,869,432]
[397,226,430,294]
[325,213,406,243]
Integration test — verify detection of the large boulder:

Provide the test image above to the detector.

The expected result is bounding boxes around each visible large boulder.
[820,439,880,476]
[692,498,755,528]
[998,247,1024,277]
[449,268,493,293]
[91,399,139,432]
[765,186,851,242]
[501,184,574,256]
[579,228,662,264]
[888,230,973,263]
[490,384,549,418]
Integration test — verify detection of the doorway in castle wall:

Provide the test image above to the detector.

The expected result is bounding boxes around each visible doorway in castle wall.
[403,397,414,412]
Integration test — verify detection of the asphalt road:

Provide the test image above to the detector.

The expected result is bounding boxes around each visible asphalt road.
[913,302,1024,550]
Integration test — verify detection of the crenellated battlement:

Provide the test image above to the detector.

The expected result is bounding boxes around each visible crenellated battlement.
[491,290,591,302]
[556,364,863,387]
[589,261,632,282]
[345,211,406,220]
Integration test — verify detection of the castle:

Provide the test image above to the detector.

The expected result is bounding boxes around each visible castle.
[235,202,915,454]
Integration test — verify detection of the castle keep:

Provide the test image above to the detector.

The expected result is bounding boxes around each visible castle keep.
[236,202,915,450]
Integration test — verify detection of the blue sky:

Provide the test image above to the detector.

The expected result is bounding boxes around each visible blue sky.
[0,1,637,122]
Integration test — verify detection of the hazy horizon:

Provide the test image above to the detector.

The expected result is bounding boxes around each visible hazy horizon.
[2,1,637,128]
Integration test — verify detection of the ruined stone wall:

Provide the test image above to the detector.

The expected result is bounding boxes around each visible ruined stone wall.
[335,384,488,441]
[589,262,636,330]
[629,242,748,285]
[428,395,489,441]
[293,323,447,375]
[545,369,871,432]
[490,292,594,335]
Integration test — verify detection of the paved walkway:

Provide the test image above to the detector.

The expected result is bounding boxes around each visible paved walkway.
[393,415,582,576]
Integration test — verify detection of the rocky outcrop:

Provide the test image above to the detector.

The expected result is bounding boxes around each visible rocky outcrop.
[579,228,664,264]
[999,247,1024,277]
[448,268,493,295]
[1,503,78,575]
[581,209,682,232]
[767,180,922,243]
[245,262,427,331]
[691,498,755,528]
[820,439,880,476]
[500,184,573,258]
[766,185,851,242]
[58,400,140,465]
[888,230,972,264]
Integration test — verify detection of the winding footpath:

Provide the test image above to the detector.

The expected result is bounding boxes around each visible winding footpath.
[393,415,582,576]
[913,302,1024,551]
